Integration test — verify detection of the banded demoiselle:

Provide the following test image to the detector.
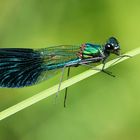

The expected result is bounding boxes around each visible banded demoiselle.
[0,37,129,106]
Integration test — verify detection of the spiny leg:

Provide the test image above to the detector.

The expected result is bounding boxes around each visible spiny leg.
[64,67,71,107]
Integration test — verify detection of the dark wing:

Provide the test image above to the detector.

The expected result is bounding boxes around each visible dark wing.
[0,48,45,88]
[0,45,80,88]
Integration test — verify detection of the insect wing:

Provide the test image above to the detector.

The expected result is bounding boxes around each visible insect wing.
[0,45,79,88]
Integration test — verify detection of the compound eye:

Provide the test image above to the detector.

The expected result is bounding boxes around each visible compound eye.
[106,44,113,50]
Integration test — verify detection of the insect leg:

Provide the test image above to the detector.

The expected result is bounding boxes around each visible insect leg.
[80,63,115,77]
[110,55,132,67]
[64,67,71,107]
[102,59,115,77]
[79,57,115,77]
[55,65,67,103]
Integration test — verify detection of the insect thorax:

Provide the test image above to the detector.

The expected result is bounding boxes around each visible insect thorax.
[77,43,103,59]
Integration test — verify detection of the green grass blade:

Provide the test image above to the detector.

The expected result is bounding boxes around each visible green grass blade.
[0,47,140,121]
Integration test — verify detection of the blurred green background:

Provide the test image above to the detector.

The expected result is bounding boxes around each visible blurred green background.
[0,0,140,140]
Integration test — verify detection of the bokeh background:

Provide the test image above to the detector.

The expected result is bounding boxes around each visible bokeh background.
[0,0,140,140]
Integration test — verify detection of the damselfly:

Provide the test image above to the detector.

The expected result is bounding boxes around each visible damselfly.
[0,37,130,106]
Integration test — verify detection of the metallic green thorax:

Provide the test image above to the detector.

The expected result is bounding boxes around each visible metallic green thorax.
[79,43,103,59]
